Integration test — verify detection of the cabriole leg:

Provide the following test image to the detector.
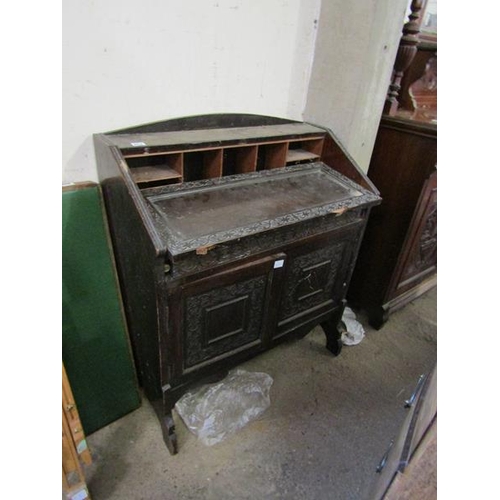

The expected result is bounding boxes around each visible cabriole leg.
[321,304,345,356]
[321,317,343,356]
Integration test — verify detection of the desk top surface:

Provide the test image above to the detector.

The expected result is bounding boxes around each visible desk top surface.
[143,163,380,256]
[108,123,325,154]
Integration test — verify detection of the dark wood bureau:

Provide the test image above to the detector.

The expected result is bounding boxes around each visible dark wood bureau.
[94,114,380,454]
[348,116,436,329]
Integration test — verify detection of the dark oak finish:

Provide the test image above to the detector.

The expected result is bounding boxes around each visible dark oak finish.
[94,114,380,453]
[348,116,436,328]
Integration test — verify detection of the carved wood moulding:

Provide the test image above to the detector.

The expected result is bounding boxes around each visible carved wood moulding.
[384,0,424,116]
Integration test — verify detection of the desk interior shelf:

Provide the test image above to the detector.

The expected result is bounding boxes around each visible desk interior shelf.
[121,128,326,189]
[127,152,183,187]
[286,149,320,163]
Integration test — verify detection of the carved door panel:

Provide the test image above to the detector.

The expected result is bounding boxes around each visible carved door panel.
[172,254,286,376]
[391,171,437,298]
[276,224,362,337]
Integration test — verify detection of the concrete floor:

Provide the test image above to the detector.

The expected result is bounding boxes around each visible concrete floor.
[84,288,437,500]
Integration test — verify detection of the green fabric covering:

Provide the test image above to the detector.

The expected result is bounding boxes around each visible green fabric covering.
[62,184,140,435]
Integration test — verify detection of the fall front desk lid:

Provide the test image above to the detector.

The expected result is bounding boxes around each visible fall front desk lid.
[142,163,380,256]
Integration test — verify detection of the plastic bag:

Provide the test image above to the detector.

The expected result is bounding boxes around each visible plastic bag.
[340,306,365,346]
[174,369,273,446]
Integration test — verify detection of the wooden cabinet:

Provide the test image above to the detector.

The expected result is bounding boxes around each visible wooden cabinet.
[94,114,381,454]
[348,116,437,328]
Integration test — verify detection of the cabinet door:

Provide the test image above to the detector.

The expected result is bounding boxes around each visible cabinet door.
[276,224,362,338]
[390,171,437,298]
[172,254,285,375]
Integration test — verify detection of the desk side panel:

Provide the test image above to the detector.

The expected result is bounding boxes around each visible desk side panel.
[316,126,379,195]
[94,135,164,400]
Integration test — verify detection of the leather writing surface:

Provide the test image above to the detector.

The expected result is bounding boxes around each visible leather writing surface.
[145,164,367,254]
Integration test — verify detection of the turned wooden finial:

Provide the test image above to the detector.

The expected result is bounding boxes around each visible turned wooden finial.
[384,0,424,116]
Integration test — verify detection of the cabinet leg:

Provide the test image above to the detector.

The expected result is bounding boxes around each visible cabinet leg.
[158,387,179,455]
[160,411,178,455]
[368,306,389,330]
[321,311,344,357]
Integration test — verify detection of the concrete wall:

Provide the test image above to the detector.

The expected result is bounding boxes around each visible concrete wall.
[304,0,408,172]
[62,0,321,183]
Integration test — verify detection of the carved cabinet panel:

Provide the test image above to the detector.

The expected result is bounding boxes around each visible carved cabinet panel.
[277,224,362,338]
[172,255,285,374]
[391,171,437,297]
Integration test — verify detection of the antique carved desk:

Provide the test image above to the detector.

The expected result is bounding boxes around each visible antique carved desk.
[94,114,380,454]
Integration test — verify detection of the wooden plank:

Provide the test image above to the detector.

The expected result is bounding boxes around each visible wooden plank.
[236,145,258,173]
[62,402,92,499]
[301,137,325,155]
[130,166,183,184]
[263,142,288,169]
[109,123,326,151]
[286,149,320,163]
[122,138,325,158]
[203,148,223,178]
[62,364,92,466]
[321,132,378,193]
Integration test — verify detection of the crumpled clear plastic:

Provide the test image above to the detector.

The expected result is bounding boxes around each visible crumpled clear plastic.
[174,369,273,446]
[340,306,366,346]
